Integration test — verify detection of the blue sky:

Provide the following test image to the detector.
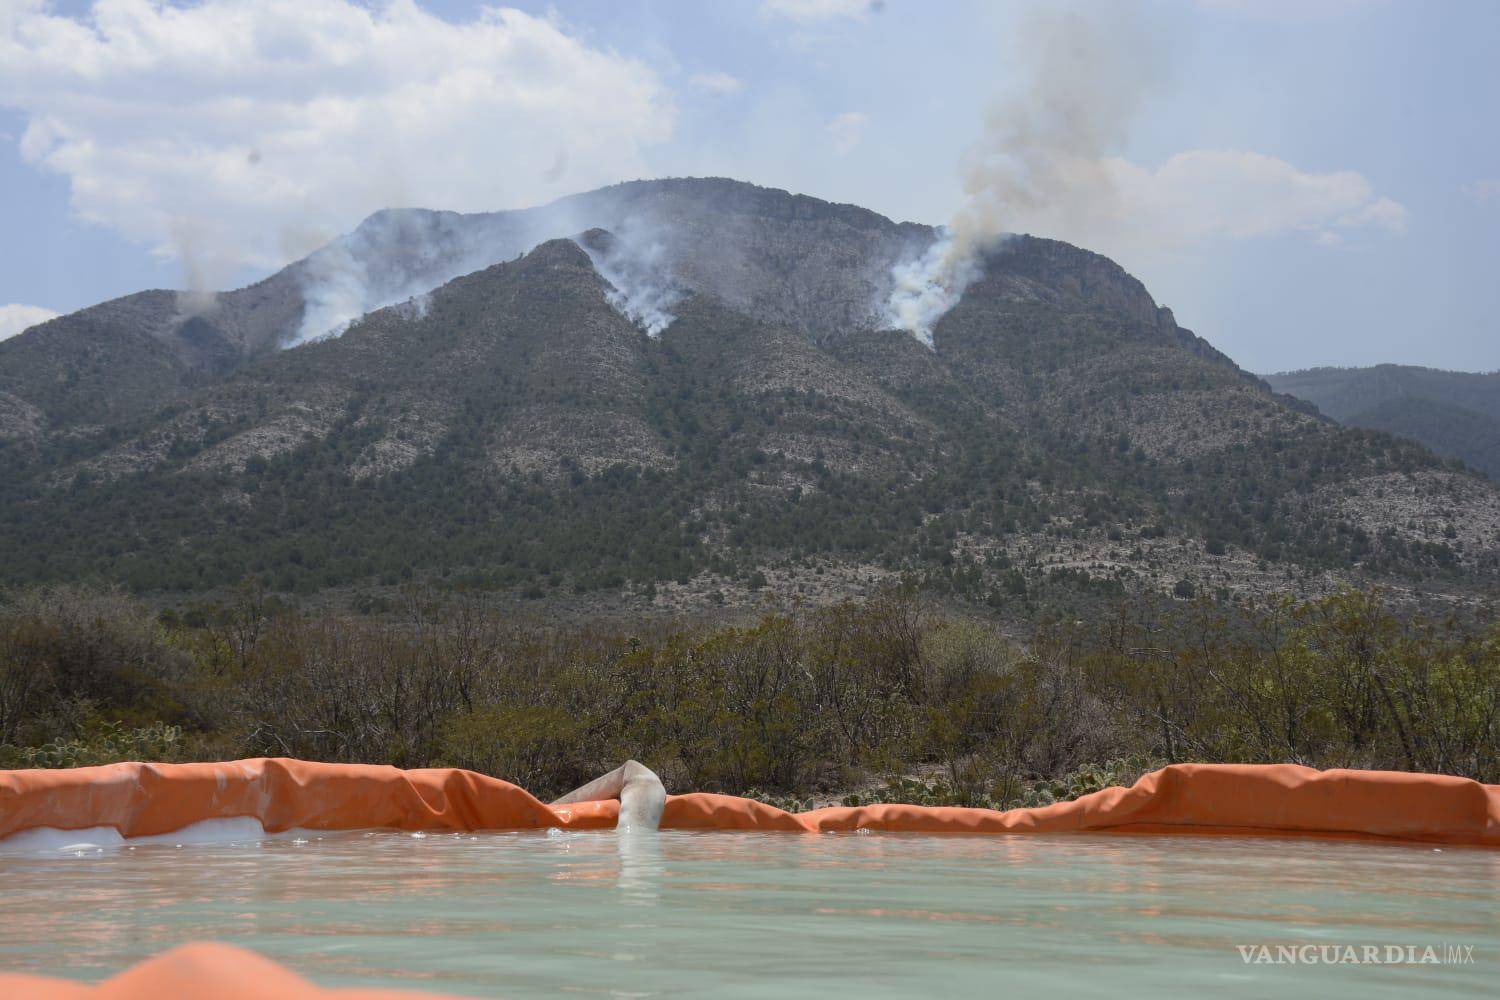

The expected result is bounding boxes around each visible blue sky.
[1,0,1496,373]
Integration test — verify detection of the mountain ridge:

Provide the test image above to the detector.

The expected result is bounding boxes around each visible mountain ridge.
[2,179,1498,612]
[1266,364,1500,481]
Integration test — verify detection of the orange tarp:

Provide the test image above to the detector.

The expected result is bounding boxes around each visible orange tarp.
[2,759,1497,999]
[2,757,1497,845]
[0,943,470,1000]
[0,757,615,839]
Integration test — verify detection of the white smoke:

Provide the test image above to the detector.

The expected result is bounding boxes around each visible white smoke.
[391,293,432,322]
[287,209,535,346]
[291,239,376,344]
[600,264,682,338]
[883,233,983,348]
[287,200,687,346]
[883,8,1163,346]
[580,223,684,337]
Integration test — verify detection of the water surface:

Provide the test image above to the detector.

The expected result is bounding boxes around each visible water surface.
[1,828,1495,997]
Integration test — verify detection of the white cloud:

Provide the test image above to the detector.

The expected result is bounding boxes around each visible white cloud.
[689,71,744,96]
[0,0,675,291]
[1000,149,1407,256]
[761,0,879,23]
[826,111,869,154]
[1465,178,1500,205]
[0,303,59,341]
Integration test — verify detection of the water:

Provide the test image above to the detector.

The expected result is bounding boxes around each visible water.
[1,828,1495,997]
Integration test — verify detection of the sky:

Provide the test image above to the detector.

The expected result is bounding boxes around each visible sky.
[0,0,1496,373]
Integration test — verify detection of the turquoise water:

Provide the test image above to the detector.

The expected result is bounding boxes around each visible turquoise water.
[0,828,1495,997]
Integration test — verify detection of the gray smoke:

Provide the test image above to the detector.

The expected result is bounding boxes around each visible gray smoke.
[883,8,1163,345]
[579,221,683,337]
[170,217,227,319]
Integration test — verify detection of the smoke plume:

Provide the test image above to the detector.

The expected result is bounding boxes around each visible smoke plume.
[287,195,690,346]
[292,240,376,344]
[579,222,684,337]
[171,217,231,319]
[883,8,1163,346]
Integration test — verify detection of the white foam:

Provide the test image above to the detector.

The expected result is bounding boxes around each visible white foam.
[0,817,317,854]
[1,825,127,853]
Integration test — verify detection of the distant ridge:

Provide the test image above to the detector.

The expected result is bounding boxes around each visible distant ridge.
[1265,365,1500,481]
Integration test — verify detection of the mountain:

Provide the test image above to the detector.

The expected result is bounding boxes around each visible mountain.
[0,275,303,434]
[2,178,1498,612]
[1265,366,1500,481]
[0,179,925,440]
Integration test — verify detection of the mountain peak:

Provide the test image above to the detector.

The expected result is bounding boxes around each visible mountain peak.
[521,236,597,270]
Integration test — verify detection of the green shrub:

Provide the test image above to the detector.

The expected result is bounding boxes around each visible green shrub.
[6,720,185,769]
[437,705,589,799]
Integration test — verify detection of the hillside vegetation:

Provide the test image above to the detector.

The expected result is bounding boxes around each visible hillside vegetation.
[1,586,1494,800]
